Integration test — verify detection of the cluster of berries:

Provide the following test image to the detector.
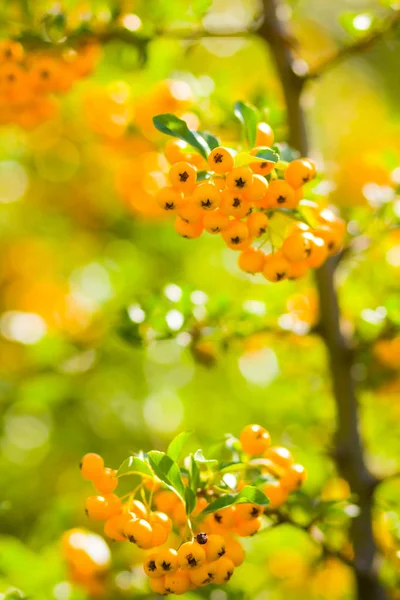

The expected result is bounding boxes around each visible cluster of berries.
[62,528,110,596]
[0,39,100,128]
[78,424,307,595]
[155,121,345,281]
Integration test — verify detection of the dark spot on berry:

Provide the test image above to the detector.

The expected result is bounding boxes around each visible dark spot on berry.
[7,73,15,82]
[196,532,208,545]
[165,202,175,210]
[213,152,223,164]
[40,70,50,79]
[328,241,334,250]
[179,171,189,182]
[260,162,267,169]
[277,195,286,204]
[211,227,220,232]
[4,49,12,58]
[235,177,246,188]
[259,227,266,235]
[250,506,260,517]
[148,560,157,572]
[128,535,136,543]
[276,272,285,281]
[225,570,233,581]
[84,508,88,516]
[230,236,241,244]
[214,513,223,524]
[218,547,226,557]
[161,561,172,571]
[201,199,212,208]
[302,176,310,183]
[203,574,214,584]
[232,197,241,208]
[186,554,197,567]
[305,247,311,257]
[165,588,172,594]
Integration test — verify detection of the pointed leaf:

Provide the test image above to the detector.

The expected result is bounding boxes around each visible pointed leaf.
[117,456,154,478]
[153,114,210,159]
[194,449,218,468]
[234,101,259,148]
[148,450,185,500]
[189,454,201,493]
[185,486,197,515]
[197,130,220,150]
[167,431,193,462]
[201,485,269,515]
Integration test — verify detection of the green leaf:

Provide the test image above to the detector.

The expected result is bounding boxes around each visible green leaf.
[185,486,197,515]
[197,130,220,150]
[196,170,211,182]
[254,148,280,163]
[117,455,154,478]
[148,451,186,500]
[153,114,210,159]
[234,101,259,148]
[189,454,201,492]
[202,485,269,515]
[167,431,193,462]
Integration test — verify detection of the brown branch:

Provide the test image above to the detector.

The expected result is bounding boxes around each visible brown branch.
[259,2,388,599]
[307,10,400,79]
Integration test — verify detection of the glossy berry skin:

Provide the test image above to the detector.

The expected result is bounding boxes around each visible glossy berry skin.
[204,534,226,561]
[226,167,253,193]
[285,158,315,189]
[240,424,271,455]
[129,499,148,520]
[164,568,191,594]
[124,518,153,549]
[306,235,328,268]
[234,516,262,537]
[220,189,251,219]
[149,576,167,594]
[246,212,269,237]
[104,515,125,541]
[265,180,296,208]
[189,561,217,587]
[149,511,173,534]
[203,210,230,233]
[177,540,206,569]
[93,468,118,494]
[155,186,183,211]
[155,548,179,574]
[174,216,204,239]
[103,493,122,517]
[151,523,169,547]
[208,146,234,174]
[243,174,269,204]
[262,480,289,509]
[263,253,290,283]
[169,161,197,193]
[255,122,274,147]
[238,249,265,274]
[234,503,262,521]
[214,556,235,584]
[250,147,275,176]
[85,495,109,521]
[144,553,164,578]
[80,453,104,480]
[282,232,312,262]
[154,491,180,514]
[221,221,250,248]
[281,463,307,491]
[225,539,245,566]
[178,200,203,224]
[193,182,221,211]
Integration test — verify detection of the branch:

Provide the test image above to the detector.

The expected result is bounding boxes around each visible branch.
[307,10,400,79]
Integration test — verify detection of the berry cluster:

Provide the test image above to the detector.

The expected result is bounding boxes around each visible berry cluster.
[62,528,110,596]
[0,39,100,128]
[79,424,307,595]
[154,117,346,281]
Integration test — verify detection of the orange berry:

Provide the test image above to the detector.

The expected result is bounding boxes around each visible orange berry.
[203,209,230,233]
[151,523,169,547]
[287,260,309,280]
[154,491,180,515]
[193,182,221,211]
[164,139,189,164]
[210,506,236,530]
[239,424,271,455]
[155,186,183,211]
[221,220,250,248]
[172,500,187,525]
[124,518,153,548]
[234,515,262,537]
[174,216,204,239]
[80,453,104,480]
[246,212,269,237]
[149,576,167,594]
[144,553,164,578]
[104,515,125,541]
[214,556,235,584]
[265,446,294,469]
[144,478,161,492]
[149,511,173,534]
[29,58,60,93]
[265,180,297,208]
[243,174,269,204]
[155,548,179,574]
[262,480,289,509]
[226,167,253,193]
[255,122,274,147]
[238,249,265,274]
[93,468,118,494]
[192,497,208,516]
[169,161,197,193]
[177,200,203,224]
[282,232,312,262]
[103,493,122,517]
[285,158,315,189]
[225,539,245,566]
[263,252,290,282]
[314,225,343,255]
[306,235,328,268]
[129,499,148,520]
[177,540,206,569]
[204,534,226,561]
[208,146,234,174]
[318,208,346,237]
[250,147,275,176]
[189,561,217,586]
[281,463,307,492]
[85,495,109,521]
[234,503,262,521]
[0,41,24,63]
[165,568,191,594]
[220,189,251,219]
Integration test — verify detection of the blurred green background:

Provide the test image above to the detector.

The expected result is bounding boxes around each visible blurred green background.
[0,0,400,599]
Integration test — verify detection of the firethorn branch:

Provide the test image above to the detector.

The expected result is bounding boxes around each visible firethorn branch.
[260,1,388,600]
